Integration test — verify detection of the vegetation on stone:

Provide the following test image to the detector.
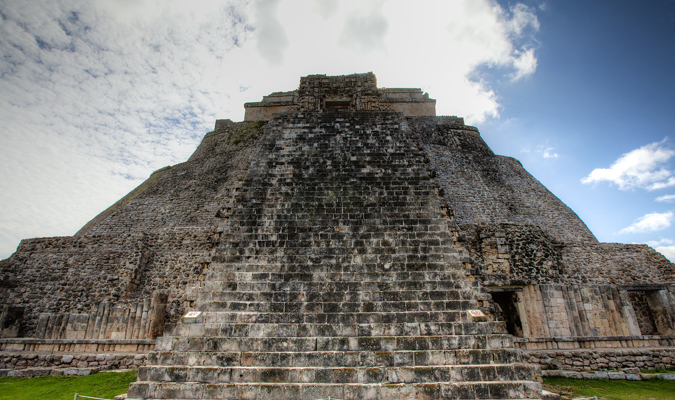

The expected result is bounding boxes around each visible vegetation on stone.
[230,120,265,144]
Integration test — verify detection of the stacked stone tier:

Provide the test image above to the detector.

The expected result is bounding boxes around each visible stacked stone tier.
[128,112,540,399]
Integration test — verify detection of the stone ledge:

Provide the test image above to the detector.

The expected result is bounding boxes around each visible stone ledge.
[0,352,146,372]
[0,338,155,353]
[515,335,675,350]
[516,335,675,343]
[0,338,155,345]
[542,369,675,381]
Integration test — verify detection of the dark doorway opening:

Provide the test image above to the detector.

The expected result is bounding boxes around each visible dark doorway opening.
[629,290,659,335]
[324,99,351,109]
[491,291,523,337]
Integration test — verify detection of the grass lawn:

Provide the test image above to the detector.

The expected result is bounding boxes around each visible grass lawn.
[543,377,675,400]
[0,370,136,400]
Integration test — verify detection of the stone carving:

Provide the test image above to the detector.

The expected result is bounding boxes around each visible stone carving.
[243,72,436,121]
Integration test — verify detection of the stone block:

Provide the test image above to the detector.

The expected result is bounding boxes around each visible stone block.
[63,368,97,376]
[608,372,626,380]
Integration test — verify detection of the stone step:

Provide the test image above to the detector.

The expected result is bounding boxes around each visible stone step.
[137,363,534,384]
[210,245,458,256]
[204,261,462,273]
[205,271,470,283]
[190,289,474,303]
[147,348,522,369]
[164,323,510,342]
[194,301,479,314]
[127,380,542,400]
[169,312,495,326]
[195,280,472,293]
[153,335,513,354]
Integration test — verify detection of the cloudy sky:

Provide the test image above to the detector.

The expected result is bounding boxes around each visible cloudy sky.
[1,0,675,261]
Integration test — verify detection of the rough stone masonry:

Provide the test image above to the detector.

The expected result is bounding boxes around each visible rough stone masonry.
[1,72,675,398]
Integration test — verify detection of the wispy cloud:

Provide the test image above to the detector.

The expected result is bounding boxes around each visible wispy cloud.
[520,145,558,158]
[541,146,558,158]
[0,0,541,259]
[618,211,674,234]
[656,194,675,203]
[582,140,675,190]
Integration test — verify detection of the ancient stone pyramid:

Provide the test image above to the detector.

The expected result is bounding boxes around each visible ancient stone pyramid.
[4,72,675,397]
[123,74,542,399]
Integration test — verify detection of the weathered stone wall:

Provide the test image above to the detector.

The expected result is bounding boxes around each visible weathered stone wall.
[563,243,675,285]
[0,230,216,336]
[81,128,262,237]
[386,100,436,117]
[0,352,146,373]
[412,118,597,245]
[457,225,565,286]
[0,120,269,336]
[520,285,641,339]
[3,78,675,355]
[524,348,675,372]
[244,73,436,121]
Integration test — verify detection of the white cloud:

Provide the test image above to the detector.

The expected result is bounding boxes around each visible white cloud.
[521,145,558,158]
[512,47,538,80]
[618,212,674,234]
[255,0,290,65]
[645,238,675,247]
[655,246,675,261]
[339,2,388,55]
[582,140,675,190]
[0,0,540,259]
[541,146,558,159]
[656,194,675,203]
[645,239,675,262]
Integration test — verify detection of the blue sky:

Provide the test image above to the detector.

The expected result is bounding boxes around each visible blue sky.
[1,0,675,260]
[480,0,675,258]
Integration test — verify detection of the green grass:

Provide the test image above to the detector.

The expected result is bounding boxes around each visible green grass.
[0,370,136,400]
[543,377,675,400]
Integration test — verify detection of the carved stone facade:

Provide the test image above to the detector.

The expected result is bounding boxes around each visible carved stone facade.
[244,72,436,121]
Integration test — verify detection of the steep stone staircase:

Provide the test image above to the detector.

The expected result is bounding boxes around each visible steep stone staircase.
[128,111,541,399]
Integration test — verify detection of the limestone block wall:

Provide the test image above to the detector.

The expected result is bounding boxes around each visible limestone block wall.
[32,300,161,341]
[414,119,597,244]
[386,101,435,117]
[512,284,675,348]
[0,353,147,372]
[456,225,565,285]
[0,235,136,334]
[0,121,270,338]
[524,348,675,371]
[510,285,641,346]
[80,135,259,237]
[563,243,675,285]
[0,231,215,337]
[244,104,297,122]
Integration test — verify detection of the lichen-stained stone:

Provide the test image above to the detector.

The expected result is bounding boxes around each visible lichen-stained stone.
[123,109,542,399]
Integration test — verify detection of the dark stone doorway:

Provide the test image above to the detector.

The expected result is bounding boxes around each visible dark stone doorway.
[491,291,524,337]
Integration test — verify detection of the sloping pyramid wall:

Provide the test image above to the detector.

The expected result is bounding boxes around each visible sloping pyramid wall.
[128,111,541,399]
